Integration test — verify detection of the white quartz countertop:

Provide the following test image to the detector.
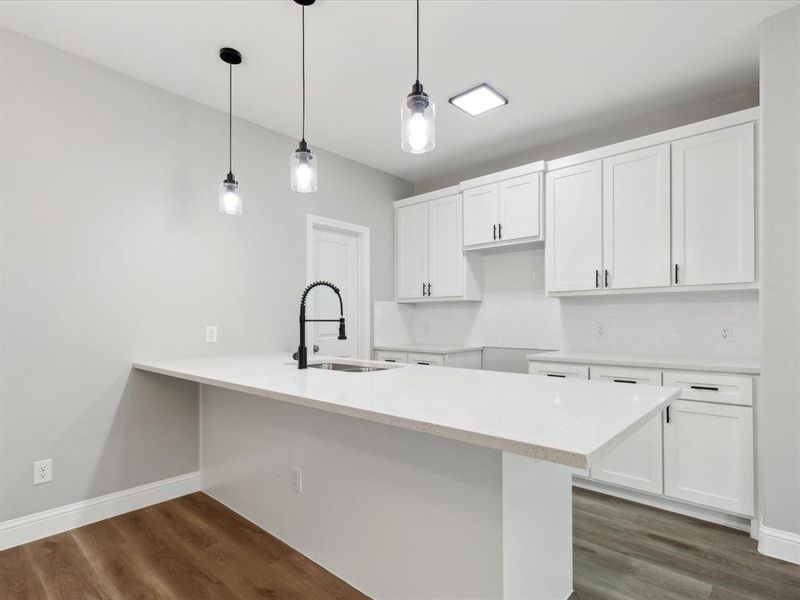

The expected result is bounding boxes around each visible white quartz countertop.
[373,344,483,354]
[527,351,760,375]
[133,353,679,469]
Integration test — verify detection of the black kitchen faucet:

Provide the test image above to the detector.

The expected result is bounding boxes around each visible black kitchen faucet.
[296,281,347,369]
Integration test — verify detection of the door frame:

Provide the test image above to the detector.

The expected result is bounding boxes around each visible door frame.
[306,214,371,359]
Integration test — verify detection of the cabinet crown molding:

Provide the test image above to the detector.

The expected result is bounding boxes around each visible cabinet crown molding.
[459,160,546,191]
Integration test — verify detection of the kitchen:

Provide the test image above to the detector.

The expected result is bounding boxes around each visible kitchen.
[1,2,799,600]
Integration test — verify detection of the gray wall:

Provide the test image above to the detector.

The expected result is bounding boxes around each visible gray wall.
[758,7,800,538]
[414,86,758,195]
[0,30,411,521]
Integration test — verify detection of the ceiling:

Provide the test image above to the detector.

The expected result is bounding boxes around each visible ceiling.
[0,1,796,182]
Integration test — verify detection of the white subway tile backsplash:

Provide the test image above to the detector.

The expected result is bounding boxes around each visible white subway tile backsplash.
[391,247,760,360]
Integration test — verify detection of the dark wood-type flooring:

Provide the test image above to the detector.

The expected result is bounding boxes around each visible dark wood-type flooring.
[1,488,798,599]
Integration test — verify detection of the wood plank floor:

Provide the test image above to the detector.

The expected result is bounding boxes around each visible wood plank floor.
[1,488,798,599]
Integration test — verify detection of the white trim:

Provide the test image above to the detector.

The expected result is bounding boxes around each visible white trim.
[548,282,759,298]
[546,107,760,171]
[0,471,200,551]
[306,214,371,360]
[459,160,546,191]
[572,477,753,533]
[759,524,800,565]
[393,185,460,208]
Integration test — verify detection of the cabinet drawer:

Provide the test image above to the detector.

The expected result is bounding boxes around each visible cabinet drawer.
[528,361,589,379]
[590,365,661,385]
[374,350,408,364]
[663,371,752,406]
[408,353,445,367]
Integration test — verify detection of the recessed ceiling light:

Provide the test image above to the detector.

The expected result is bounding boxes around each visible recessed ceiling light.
[449,84,508,116]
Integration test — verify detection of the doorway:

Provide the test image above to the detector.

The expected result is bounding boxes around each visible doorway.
[306,215,370,359]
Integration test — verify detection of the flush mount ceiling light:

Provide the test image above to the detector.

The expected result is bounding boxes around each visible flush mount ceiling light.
[218,47,243,215]
[401,0,435,154]
[449,83,508,117]
[290,0,318,193]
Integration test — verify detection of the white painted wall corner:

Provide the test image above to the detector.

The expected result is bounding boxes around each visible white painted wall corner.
[0,471,200,551]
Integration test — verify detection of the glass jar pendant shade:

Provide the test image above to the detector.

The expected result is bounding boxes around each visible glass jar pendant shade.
[401,0,435,154]
[218,47,243,215]
[291,140,318,193]
[291,0,318,193]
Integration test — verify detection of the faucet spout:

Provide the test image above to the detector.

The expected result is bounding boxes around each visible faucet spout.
[297,281,347,369]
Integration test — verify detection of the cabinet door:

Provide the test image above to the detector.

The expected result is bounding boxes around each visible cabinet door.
[463,184,498,246]
[528,361,589,379]
[545,162,603,292]
[664,400,754,516]
[603,145,671,289]
[498,173,541,241]
[374,350,408,363]
[672,123,755,286]
[395,203,429,299]
[428,194,464,298]
[589,366,663,494]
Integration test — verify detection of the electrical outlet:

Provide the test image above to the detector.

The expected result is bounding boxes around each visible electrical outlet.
[596,323,608,340]
[291,467,303,494]
[720,324,733,343]
[33,459,52,485]
[206,325,218,343]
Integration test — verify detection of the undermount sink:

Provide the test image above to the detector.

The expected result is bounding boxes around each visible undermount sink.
[308,362,394,373]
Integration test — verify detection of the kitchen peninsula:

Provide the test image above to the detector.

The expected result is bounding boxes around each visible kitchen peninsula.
[134,353,678,599]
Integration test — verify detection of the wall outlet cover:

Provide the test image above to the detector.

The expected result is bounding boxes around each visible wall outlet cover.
[206,325,218,343]
[596,323,608,339]
[33,459,52,485]
[291,466,303,494]
[720,324,733,343]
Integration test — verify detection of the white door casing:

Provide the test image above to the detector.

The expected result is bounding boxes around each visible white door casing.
[306,215,370,359]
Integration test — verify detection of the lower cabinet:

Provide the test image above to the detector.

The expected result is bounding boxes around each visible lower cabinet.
[663,399,754,516]
[527,359,756,519]
[589,367,664,495]
[374,349,482,370]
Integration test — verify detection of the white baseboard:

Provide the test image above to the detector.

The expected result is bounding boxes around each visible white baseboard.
[573,477,752,533]
[0,471,200,551]
[759,524,800,565]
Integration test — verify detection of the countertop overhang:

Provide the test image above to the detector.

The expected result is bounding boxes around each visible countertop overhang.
[133,353,679,469]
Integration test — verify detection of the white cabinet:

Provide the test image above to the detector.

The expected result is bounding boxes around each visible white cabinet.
[544,109,758,296]
[428,195,465,298]
[373,348,482,369]
[528,361,589,379]
[462,166,543,250]
[545,161,603,292]
[602,145,671,289]
[396,202,429,300]
[408,352,445,366]
[672,122,755,286]
[589,366,664,494]
[463,184,498,246]
[395,189,481,303]
[664,400,754,516]
[374,350,408,364]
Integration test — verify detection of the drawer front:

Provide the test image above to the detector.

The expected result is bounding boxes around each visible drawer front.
[374,350,408,364]
[528,361,589,379]
[590,366,662,385]
[663,371,753,406]
[408,353,445,367]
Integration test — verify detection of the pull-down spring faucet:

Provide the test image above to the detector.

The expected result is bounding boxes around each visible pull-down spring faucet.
[296,281,346,369]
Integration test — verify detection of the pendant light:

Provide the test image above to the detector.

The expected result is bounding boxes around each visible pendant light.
[219,47,243,215]
[401,0,435,154]
[290,0,318,193]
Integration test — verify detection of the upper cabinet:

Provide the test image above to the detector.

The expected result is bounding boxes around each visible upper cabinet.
[395,188,481,303]
[672,122,755,286]
[545,108,758,296]
[461,163,544,250]
[545,162,602,292]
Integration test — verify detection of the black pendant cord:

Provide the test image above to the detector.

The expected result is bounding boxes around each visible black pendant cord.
[228,62,233,174]
[416,0,419,83]
[302,6,305,142]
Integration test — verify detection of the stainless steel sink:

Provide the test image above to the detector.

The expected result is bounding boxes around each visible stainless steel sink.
[308,362,393,373]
